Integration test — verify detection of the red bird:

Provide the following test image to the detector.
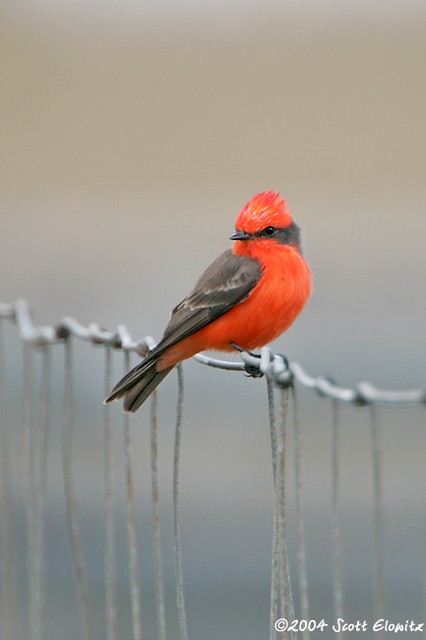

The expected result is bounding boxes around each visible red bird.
[105,191,312,412]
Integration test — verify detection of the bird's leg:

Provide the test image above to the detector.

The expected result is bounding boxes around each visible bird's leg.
[230,342,264,378]
[230,341,260,357]
[231,343,291,379]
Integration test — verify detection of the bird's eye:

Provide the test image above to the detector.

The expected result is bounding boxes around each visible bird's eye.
[263,226,276,236]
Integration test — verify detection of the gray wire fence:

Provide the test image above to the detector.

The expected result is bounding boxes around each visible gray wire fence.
[0,299,425,640]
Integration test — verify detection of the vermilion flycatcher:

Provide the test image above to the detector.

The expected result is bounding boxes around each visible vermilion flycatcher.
[105,191,312,412]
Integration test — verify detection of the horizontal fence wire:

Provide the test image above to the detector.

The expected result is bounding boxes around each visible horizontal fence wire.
[1,299,425,405]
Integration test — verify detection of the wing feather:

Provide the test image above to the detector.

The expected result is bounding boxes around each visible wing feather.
[104,249,261,405]
[160,249,262,349]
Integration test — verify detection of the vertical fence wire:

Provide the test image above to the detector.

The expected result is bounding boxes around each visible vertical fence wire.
[104,346,118,640]
[331,399,343,638]
[173,363,189,640]
[278,387,296,639]
[122,351,144,640]
[23,343,36,639]
[63,337,92,640]
[0,320,19,640]
[33,346,51,640]
[267,378,281,640]
[369,403,385,638]
[268,380,295,640]
[150,389,167,640]
[267,378,278,483]
[291,384,310,639]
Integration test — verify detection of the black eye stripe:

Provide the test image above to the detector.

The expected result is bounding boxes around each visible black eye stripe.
[255,222,302,251]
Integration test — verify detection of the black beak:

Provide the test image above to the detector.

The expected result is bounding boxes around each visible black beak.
[230,230,251,241]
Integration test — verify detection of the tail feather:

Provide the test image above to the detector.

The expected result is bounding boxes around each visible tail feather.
[123,366,173,413]
[104,354,174,412]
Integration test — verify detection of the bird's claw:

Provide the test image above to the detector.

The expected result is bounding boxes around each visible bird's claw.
[244,365,264,378]
[230,342,264,378]
[231,343,291,380]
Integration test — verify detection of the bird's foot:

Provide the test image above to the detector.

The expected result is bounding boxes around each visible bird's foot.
[231,343,291,380]
[230,342,264,378]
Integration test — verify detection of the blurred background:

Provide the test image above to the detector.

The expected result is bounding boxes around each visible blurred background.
[1,1,426,638]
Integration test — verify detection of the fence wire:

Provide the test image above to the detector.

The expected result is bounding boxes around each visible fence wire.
[0,299,425,640]
[1,299,424,406]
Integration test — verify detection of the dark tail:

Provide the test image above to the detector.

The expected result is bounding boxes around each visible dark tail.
[104,359,174,413]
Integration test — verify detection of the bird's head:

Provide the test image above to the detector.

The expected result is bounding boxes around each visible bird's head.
[231,191,301,252]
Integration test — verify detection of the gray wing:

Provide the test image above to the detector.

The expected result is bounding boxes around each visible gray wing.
[104,249,261,404]
[158,249,262,351]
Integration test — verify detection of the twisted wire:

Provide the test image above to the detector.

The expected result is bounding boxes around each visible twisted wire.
[1,299,425,406]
